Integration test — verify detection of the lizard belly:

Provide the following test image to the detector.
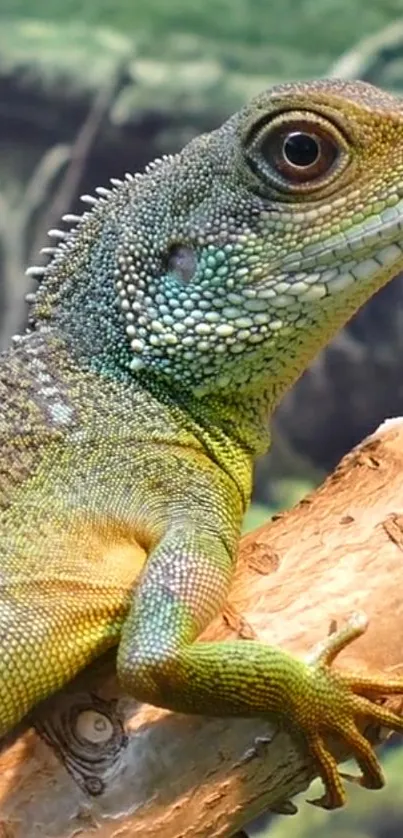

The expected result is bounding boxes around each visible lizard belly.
[0,510,146,737]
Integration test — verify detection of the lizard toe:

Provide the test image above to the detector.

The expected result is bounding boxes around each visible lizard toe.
[305,732,346,809]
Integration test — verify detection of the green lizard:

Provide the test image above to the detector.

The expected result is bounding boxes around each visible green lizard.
[1,78,403,810]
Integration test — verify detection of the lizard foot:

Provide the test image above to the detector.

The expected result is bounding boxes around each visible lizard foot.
[296,612,403,809]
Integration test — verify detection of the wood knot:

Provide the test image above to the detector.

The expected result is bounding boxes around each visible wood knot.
[33,692,128,796]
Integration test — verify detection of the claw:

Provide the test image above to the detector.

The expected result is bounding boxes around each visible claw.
[306,733,346,808]
[307,611,368,668]
[269,799,298,815]
[307,794,343,810]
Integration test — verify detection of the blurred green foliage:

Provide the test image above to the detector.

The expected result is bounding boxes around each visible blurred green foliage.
[243,503,274,533]
[1,0,402,56]
[3,0,403,80]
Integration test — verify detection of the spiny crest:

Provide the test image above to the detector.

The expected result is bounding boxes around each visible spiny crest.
[24,155,175,294]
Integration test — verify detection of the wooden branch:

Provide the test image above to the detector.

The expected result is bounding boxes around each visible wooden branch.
[2,418,403,837]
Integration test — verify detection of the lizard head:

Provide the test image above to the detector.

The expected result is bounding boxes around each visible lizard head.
[29,79,403,407]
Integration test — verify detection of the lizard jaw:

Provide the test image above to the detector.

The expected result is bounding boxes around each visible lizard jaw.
[250,195,403,308]
[279,193,403,272]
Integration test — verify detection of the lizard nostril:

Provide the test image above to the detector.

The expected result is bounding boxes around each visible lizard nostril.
[165,244,197,284]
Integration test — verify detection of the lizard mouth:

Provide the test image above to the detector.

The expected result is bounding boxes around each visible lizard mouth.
[255,195,403,303]
[279,196,403,278]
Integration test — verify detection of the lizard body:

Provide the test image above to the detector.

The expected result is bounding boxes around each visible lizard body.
[2,78,403,808]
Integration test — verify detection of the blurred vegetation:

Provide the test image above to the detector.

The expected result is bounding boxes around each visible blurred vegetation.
[3,0,403,80]
[1,1,403,836]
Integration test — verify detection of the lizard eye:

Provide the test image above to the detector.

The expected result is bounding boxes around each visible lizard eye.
[265,123,338,183]
[245,112,348,193]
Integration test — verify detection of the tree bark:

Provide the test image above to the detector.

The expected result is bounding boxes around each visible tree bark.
[1,418,403,838]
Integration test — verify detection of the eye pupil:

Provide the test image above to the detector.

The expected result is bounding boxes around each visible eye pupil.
[283,132,320,168]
